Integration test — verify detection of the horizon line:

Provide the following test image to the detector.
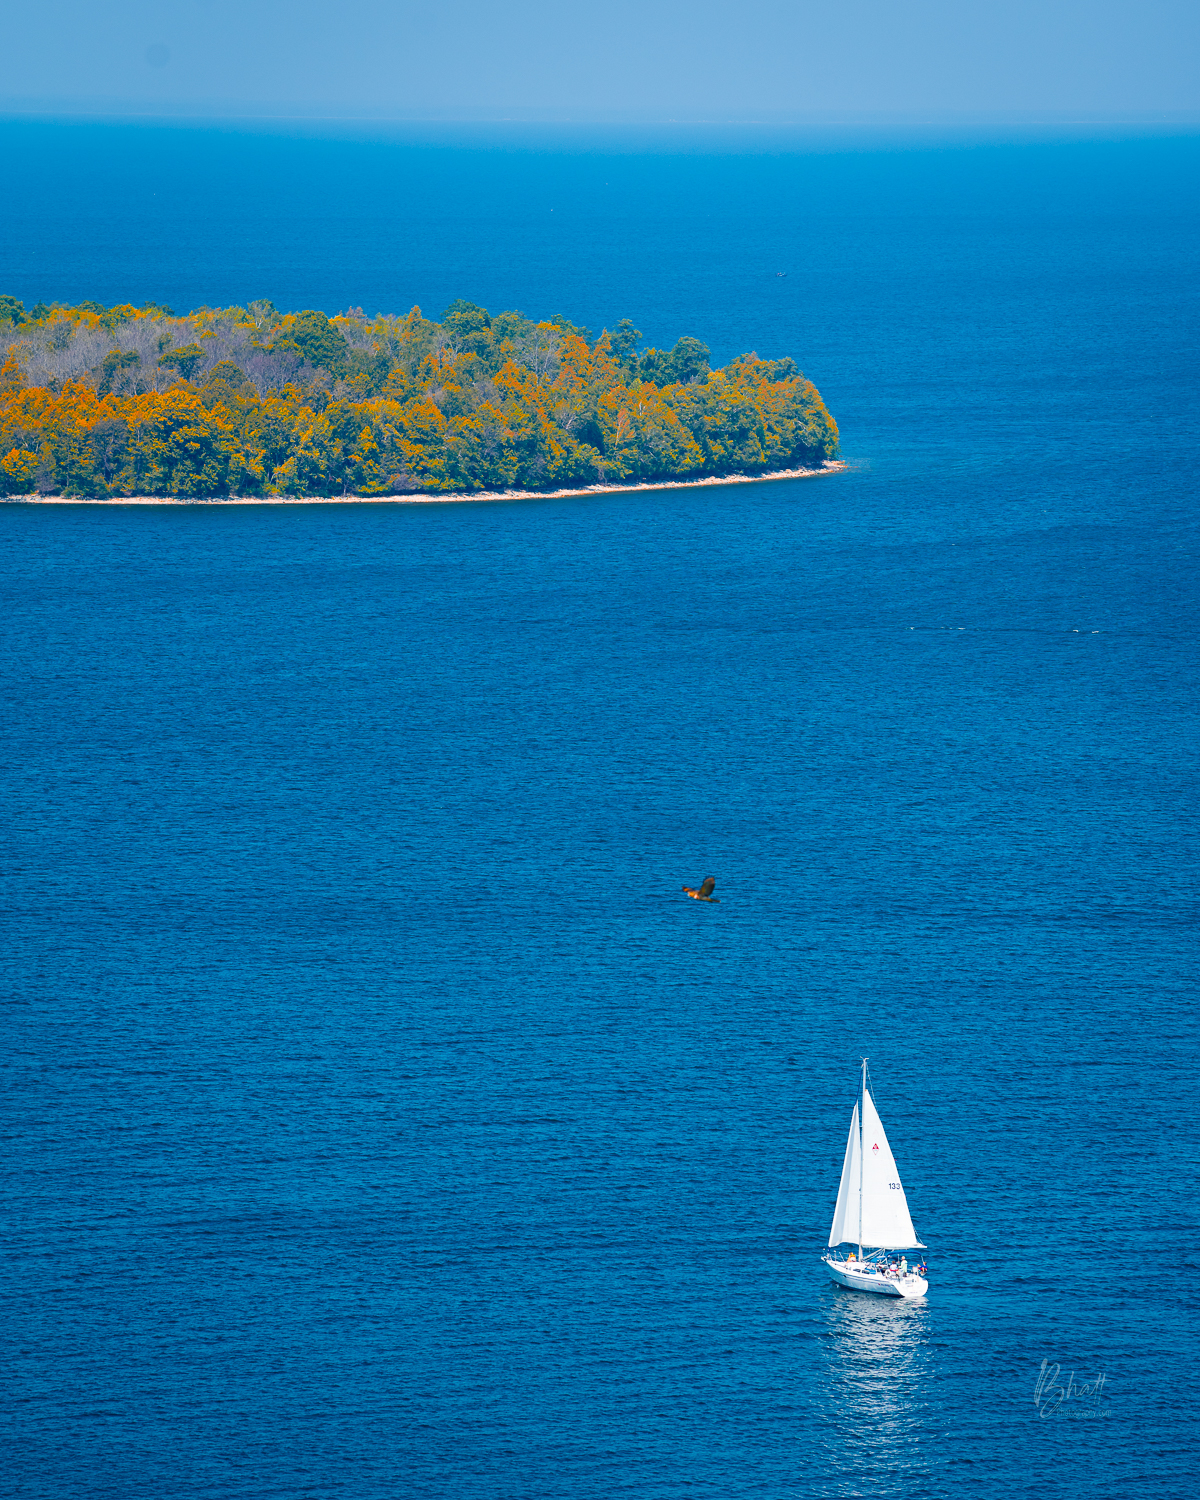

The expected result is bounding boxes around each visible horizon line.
[3,105,1200,132]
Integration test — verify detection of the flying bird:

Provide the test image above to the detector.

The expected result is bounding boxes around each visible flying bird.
[683,877,719,902]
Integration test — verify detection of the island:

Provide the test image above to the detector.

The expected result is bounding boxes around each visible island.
[0,296,839,501]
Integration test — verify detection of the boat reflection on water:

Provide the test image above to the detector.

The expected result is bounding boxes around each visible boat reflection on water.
[815,1284,938,1493]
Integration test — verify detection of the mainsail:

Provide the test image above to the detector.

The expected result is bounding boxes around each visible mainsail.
[827,1080,925,1250]
[859,1088,924,1248]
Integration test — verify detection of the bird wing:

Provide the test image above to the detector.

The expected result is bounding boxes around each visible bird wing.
[699,877,716,898]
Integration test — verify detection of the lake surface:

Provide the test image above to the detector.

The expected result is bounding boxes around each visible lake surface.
[3,123,1199,1498]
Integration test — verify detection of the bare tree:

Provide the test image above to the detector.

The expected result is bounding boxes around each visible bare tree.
[246,300,280,337]
[18,324,113,386]
[511,325,561,384]
[110,318,177,392]
[337,319,376,355]
[552,399,581,436]
[194,324,257,380]
[242,349,311,397]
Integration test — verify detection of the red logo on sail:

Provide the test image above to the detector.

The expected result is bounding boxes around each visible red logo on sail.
[872,1143,879,1152]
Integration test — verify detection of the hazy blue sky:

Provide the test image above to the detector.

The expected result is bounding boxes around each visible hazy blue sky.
[4,0,1199,123]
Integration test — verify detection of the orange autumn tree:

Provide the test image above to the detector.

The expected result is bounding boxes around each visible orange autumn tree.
[0,297,838,497]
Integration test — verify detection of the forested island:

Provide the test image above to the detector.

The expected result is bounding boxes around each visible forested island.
[0,296,839,499]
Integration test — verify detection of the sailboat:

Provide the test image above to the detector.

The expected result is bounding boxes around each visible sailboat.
[822,1060,928,1297]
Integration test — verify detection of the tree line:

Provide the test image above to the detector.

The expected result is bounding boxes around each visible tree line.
[0,296,839,498]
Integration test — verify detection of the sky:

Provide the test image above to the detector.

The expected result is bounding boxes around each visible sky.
[3,0,1199,124]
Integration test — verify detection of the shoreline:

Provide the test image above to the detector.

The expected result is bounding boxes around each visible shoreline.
[6,462,845,506]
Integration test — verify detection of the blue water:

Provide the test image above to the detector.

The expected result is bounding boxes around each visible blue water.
[3,124,1199,1498]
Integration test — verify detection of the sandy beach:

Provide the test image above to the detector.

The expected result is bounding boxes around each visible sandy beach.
[7,462,845,506]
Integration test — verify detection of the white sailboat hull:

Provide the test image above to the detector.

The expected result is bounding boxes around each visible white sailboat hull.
[824,1257,927,1298]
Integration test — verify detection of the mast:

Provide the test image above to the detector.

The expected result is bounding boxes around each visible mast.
[858,1057,866,1258]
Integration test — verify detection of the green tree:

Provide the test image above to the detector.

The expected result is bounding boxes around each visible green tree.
[205,361,251,390]
[87,418,131,487]
[246,299,279,337]
[345,350,391,395]
[545,314,595,343]
[491,310,533,343]
[638,337,710,386]
[442,300,493,359]
[666,336,710,384]
[609,318,641,374]
[279,311,350,375]
[159,343,205,381]
[98,350,141,396]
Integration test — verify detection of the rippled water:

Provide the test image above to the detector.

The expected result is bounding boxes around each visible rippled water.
[3,124,1198,1498]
